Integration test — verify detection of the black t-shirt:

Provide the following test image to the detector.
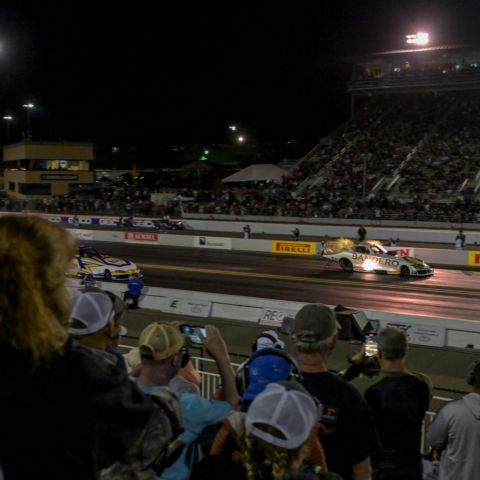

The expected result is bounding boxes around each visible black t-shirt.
[355,371,431,466]
[301,371,376,480]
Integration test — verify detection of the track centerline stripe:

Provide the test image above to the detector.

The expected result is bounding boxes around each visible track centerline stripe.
[137,263,480,297]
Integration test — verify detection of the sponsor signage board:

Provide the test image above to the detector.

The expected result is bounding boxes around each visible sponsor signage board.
[194,236,232,250]
[385,322,446,347]
[161,298,212,317]
[162,297,184,313]
[124,231,158,242]
[468,251,480,266]
[385,247,415,257]
[271,241,316,255]
[71,229,94,240]
[259,308,297,327]
[179,300,212,318]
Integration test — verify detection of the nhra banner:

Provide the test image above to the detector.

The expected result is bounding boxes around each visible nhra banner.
[271,240,316,255]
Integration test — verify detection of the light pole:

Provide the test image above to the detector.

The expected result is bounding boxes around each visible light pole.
[22,103,34,139]
[3,115,13,144]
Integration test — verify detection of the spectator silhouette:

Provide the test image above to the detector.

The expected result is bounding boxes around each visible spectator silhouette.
[292,304,376,480]
[346,326,432,480]
[428,360,480,480]
[0,214,182,479]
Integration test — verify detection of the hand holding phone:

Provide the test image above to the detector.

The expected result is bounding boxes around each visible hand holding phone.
[179,324,207,344]
[364,334,378,357]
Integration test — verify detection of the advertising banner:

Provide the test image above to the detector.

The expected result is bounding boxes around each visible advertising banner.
[124,231,159,243]
[468,251,480,267]
[71,229,94,240]
[385,247,415,257]
[194,236,232,250]
[161,297,212,317]
[271,241,316,255]
[179,300,212,317]
[385,322,446,347]
[259,307,298,327]
[162,297,184,313]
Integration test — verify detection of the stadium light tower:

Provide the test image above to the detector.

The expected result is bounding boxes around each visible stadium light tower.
[406,32,429,46]
[3,115,13,144]
[22,103,35,139]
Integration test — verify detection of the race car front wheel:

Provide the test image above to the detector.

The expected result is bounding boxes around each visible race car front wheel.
[400,266,410,277]
[104,269,112,281]
[339,258,353,272]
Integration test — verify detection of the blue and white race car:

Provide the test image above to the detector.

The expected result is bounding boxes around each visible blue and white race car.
[67,246,141,281]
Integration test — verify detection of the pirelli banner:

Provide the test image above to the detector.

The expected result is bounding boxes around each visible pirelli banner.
[271,240,317,255]
[468,251,480,267]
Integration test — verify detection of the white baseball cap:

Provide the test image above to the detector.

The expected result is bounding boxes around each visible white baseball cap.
[69,290,116,336]
[245,381,318,450]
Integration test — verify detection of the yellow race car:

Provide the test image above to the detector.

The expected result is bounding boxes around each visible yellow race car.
[67,245,141,281]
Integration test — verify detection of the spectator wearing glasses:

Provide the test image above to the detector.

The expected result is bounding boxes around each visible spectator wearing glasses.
[134,322,240,480]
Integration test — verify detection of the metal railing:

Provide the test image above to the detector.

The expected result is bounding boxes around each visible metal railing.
[190,355,452,453]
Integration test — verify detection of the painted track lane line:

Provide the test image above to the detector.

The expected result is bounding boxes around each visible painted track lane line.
[137,263,480,297]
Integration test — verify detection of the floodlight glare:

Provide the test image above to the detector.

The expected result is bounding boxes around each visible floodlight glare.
[237,136,244,143]
[228,125,237,131]
[406,32,429,46]
[22,103,35,108]
[3,115,12,120]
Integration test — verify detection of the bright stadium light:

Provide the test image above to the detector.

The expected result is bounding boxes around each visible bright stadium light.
[406,32,429,46]
[228,125,237,131]
[237,136,244,143]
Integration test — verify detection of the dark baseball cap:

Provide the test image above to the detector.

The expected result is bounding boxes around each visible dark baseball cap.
[294,304,338,343]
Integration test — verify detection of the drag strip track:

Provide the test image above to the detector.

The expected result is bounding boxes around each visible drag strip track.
[97,242,480,321]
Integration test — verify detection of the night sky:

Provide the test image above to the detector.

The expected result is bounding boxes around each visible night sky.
[0,0,479,147]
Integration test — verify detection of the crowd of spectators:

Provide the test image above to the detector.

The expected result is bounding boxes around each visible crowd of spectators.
[0,214,478,479]
[2,93,480,223]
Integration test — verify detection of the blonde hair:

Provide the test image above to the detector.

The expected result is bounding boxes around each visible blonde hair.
[242,427,310,480]
[0,215,76,364]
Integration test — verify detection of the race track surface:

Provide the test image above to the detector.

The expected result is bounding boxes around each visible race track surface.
[95,241,480,321]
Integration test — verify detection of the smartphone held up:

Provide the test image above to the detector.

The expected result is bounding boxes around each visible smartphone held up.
[179,324,207,345]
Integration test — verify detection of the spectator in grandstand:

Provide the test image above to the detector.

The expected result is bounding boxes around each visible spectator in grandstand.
[243,224,251,239]
[345,326,432,480]
[69,288,128,371]
[0,215,183,479]
[72,214,80,227]
[428,360,480,480]
[292,227,300,241]
[292,303,376,480]
[358,226,367,242]
[134,322,240,480]
[124,272,144,309]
